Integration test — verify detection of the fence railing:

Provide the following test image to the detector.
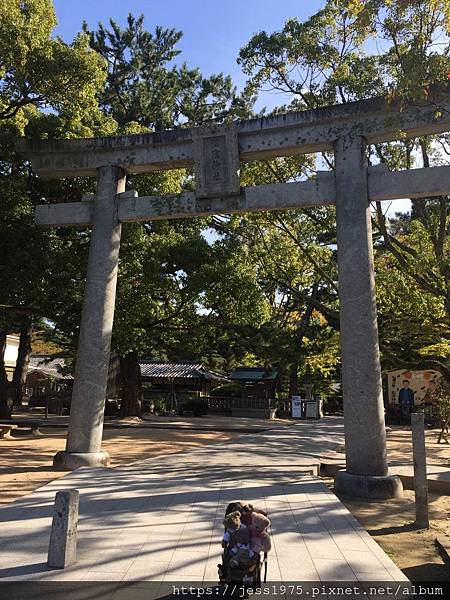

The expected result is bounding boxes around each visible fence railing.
[276,399,292,417]
[203,396,280,414]
[203,396,232,413]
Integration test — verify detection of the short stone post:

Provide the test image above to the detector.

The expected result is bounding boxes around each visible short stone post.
[47,490,79,569]
[411,413,429,528]
[53,165,126,470]
[333,134,402,499]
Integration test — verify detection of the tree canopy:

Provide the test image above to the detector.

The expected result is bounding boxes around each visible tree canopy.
[1,0,449,419]
[236,0,449,393]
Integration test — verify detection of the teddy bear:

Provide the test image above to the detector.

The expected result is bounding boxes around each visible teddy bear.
[222,510,242,548]
[239,503,254,526]
[248,511,271,554]
[228,527,254,569]
[225,501,244,515]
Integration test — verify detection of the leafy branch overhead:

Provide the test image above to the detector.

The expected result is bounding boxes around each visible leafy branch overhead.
[0,0,110,136]
[0,1,449,419]
[82,13,255,130]
[238,0,449,387]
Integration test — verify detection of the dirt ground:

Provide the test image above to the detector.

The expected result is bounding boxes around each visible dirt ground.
[338,490,450,581]
[386,425,450,467]
[0,424,236,506]
[329,426,450,581]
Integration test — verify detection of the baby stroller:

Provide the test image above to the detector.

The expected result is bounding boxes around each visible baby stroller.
[218,501,269,587]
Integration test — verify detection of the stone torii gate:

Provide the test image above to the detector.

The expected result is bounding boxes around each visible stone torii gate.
[17,91,450,498]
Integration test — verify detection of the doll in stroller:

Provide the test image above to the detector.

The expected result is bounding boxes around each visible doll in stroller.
[218,501,271,586]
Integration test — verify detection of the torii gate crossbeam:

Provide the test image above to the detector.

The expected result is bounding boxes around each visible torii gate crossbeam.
[16,90,450,499]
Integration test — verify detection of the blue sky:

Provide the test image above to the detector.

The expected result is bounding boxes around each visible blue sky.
[53,0,325,112]
[52,1,412,214]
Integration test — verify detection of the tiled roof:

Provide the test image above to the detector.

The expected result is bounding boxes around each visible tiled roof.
[28,356,73,380]
[139,361,227,381]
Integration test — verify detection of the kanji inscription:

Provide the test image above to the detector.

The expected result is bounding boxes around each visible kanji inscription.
[192,124,240,198]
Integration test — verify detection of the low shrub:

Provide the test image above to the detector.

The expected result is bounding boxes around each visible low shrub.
[210,383,242,398]
[180,398,208,417]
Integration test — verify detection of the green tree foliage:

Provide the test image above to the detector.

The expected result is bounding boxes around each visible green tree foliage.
[209,207,340,395]
[82,13,255,129]
[0,0,111,134]
[376,197,450,383]
[238,0,448,107]
[0,5,258,418]
[72,14,256,414]
[2,1,449,421]
[0,1,114,418]
[237,0,449,392]
[186,149,341,394]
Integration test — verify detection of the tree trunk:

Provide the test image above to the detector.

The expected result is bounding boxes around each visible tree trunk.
[288,363,299,397]
[119,352,143,417]
[11,321,32,407]
[0,331,12,419]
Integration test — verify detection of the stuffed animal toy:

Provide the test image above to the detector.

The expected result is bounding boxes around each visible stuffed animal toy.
[252,506,268,517]
[225,501,243,516]
[222,510,242,547]
[239,503,254,526]
[228,527,254,569]
[248,511,271,553]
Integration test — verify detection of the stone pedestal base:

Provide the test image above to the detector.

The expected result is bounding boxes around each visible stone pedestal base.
[334,470,403,499]
[53,451,110,471]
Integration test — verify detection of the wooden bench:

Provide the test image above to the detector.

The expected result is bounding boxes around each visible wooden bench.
[0,420,42,439]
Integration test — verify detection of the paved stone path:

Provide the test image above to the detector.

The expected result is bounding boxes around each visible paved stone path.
[0,422,407,592]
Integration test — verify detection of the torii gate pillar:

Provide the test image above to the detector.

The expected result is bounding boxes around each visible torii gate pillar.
[18,89,450,493]
[334,135,402,498]
[54,165,126,470]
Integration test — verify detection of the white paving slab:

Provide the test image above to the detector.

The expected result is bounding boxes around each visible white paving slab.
[0,422,408,587]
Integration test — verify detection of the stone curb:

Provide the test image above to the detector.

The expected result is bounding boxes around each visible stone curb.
[320,461,450,495]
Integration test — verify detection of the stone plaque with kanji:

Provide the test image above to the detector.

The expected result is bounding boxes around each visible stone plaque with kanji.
[192,124,240,198]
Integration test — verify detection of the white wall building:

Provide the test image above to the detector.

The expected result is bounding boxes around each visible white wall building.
[4,334,19,381]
